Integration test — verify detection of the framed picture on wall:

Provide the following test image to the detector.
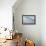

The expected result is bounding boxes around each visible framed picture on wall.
[22,15,36,25]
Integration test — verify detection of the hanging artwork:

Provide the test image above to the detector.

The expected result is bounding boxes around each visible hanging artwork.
[22,15,36,25]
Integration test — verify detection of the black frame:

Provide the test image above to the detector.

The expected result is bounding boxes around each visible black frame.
[22,15,36,25]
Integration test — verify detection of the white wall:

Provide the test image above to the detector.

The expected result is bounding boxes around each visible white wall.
[13,0,46,46]
[0,0,16,30]
[41,0,46,46]
[13,0,41,46]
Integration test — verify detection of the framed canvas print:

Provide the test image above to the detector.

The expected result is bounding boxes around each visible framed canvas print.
[22,15,36,25]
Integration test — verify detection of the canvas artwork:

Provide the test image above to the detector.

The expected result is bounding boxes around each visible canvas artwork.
[22,15,36,25]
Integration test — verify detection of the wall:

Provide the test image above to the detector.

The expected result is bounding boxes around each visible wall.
[0,0,16,30]
[13,0,41,46]
[41,0,46,46]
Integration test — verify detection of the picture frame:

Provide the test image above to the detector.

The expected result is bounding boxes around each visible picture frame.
[22,15,36,25]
